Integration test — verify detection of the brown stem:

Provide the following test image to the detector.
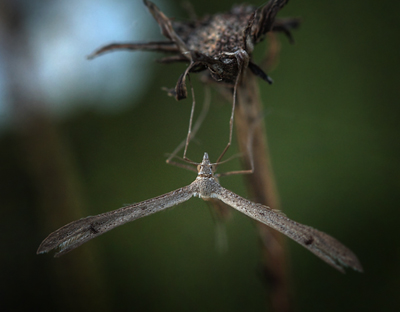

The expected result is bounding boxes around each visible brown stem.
[235,71,292,312]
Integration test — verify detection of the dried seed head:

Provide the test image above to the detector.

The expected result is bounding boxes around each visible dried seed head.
[88,1,300,99]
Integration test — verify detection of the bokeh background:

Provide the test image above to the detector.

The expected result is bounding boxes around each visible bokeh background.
[1,0,399,311]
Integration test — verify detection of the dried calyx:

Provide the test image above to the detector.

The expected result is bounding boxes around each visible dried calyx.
[88,0,300,100]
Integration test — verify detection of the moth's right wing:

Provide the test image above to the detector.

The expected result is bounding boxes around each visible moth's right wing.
[215,186,363,273]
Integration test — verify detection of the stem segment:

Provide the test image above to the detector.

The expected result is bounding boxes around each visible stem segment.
[235,71,292,312]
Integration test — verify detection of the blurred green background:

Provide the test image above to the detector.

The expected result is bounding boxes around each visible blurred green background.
[1,0,399,311]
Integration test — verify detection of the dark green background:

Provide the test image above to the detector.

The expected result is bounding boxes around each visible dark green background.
[1,0,399,311]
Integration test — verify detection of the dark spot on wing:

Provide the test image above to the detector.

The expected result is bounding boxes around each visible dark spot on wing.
[89,225,99,234]
[305,237,314,245]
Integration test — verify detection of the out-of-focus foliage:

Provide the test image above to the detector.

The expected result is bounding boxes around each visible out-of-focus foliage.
[1,0,399,311]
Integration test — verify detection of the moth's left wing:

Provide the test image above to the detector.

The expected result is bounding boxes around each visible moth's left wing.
[37,186,194,257]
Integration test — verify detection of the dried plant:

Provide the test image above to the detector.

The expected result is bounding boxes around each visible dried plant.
[88,0,299,100]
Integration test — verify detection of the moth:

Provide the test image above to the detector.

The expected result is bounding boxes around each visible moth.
[37,152,362,273]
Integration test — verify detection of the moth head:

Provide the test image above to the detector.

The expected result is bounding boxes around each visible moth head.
[196,152,215,177]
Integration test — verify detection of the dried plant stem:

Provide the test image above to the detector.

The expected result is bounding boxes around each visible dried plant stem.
[235,71,291,312]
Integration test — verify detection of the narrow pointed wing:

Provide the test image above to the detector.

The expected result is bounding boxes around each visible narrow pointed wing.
[215,186,363,273]
[37,186,194,257]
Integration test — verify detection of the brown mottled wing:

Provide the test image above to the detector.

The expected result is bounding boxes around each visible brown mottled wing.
[37,186,195,257]
[214,186,363,273]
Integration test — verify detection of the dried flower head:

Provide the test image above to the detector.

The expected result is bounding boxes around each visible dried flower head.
[88,0,299,100]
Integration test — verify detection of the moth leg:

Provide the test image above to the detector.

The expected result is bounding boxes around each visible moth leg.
[216,115,260,178]
[166,87,211,169]
[216,50,249,164]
